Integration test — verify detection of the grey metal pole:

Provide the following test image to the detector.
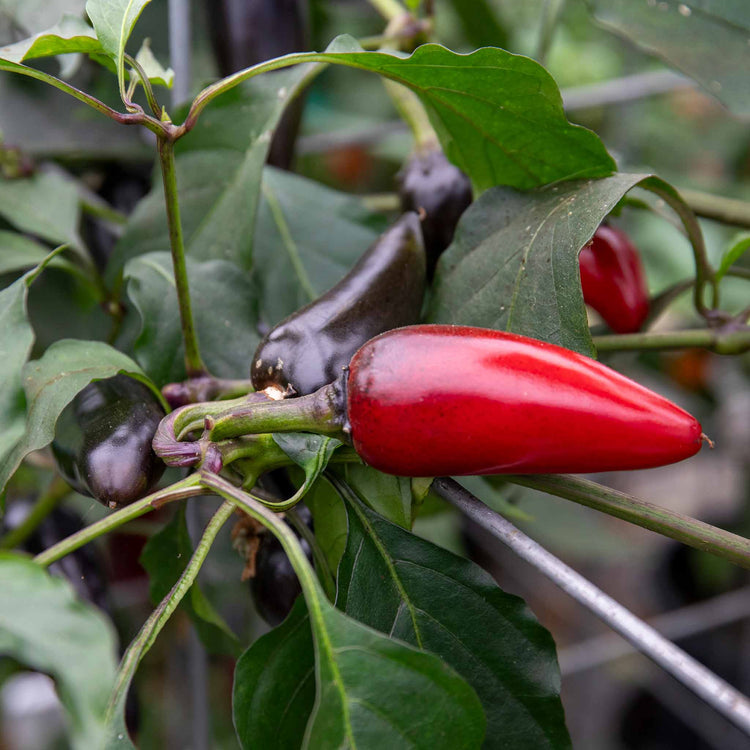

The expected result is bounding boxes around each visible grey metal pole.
[433,477,750,736]
[169,0,192,107]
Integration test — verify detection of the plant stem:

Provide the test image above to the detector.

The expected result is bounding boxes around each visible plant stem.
[0,477,69,550]
[0,62,167,136]
[641,178,716,318]
[367,0,409,22]
[33,475,203,567]
[383,79,437,153]
[679,187,750,230]
[536,0,565,66]
[505,474,750,569]
[200,472,323,616]
[106,499,234,729]
[208,384,346,442]
[157,137,206,378]
[144,501,234,653]
[593,326,750,354]
[79,197,128,227]
[124,53,162,117]
[433,477,750,735]
[287,507,336,600]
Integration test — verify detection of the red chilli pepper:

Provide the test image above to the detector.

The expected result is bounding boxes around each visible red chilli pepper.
[579,225,650,334]
[346,325,703,477]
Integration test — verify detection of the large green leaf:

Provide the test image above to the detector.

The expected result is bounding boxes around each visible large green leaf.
[253,168,388,326]
[0,339,149,493]
[207,474,486,750]
[335,490,571,750]
[139,505,240,657]
[295,36,615,193]
[428,173,659,355]
[110,67,323,279]
[0,171,81,250]
[587,0,750,116]
[233,590,485,749]
[123,252,261,386]
[0,14,99,62]
[233,598,316,749]
[0,249,66,498]
[0,553,118,750]
[85,0,152,99]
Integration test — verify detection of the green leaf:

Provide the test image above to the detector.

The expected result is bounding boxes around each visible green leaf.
[233,597,316,749]
[253,167,388,326]
[0,171,82,250]
[233,578,485,749]
[0,553,118,750]
[428,172,657,355]
[85,0,152,100]
[139,506,240,657]
[0,1,88,34]
[304,476,348,579]
[123,252,261,386]
[716,232,750,283]
[587,0,750,116]
[335,490,571,750]
[333,464,413,530]
[0,248,66,498]
[273,434,342,494]
[131,37,173,88]
[302,36,615,193]
[0,231,61,274]
[305,595,486,748]
[0,339,149,493]
[0,14,100,63]
[110,67,324,278]
[210,477,485,750]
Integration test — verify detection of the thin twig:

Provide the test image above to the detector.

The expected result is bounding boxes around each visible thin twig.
[0,62,167,136]
[678,188,750,230]
[124,53,161,118]
[367,0,409,22]
[593,327,750,355]
[33,476,204,567]
[506,474,750,569]
[433,477,750,735]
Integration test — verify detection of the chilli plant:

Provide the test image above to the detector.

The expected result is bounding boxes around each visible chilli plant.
[0,0,749,748]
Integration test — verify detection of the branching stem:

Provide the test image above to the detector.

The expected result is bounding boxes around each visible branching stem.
[157,137,206,377]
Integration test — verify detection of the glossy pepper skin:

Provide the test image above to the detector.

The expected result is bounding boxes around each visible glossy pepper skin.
[346,325,703,477]
[579,225,650,334]
[52,375,166,509]
[397,149,472,276]
[251,212,426,396]
[250,506,312,626]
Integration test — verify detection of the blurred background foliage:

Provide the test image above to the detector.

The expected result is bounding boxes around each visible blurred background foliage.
[0,1,748,748]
